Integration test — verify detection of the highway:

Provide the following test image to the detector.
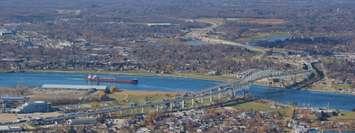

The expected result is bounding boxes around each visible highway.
[185,18,267,54]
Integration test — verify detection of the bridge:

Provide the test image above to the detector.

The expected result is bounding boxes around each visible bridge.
[25,63,319,125]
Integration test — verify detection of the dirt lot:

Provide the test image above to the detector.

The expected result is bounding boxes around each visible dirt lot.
[0,112,63,123]
[110,90,179,104]
[0,113,18,123]
[0,87,101,105]
[28,88,101,105]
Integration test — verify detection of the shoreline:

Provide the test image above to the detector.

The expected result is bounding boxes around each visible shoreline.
[0,72,354,112]
[18,69,229,81]
[253,83,355,96]
[1,69,354,96]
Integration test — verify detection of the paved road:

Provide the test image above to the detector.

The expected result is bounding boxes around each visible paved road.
[185,18,266,54]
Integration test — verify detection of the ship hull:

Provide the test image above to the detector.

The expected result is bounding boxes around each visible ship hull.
[87,78,138,84]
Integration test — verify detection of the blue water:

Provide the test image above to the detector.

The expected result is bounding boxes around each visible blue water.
[252,34,290,43]
[250,86,355,111]
[265,35,289,42]
[0,72,220,92]
[0,72,354,111]
[185,40,206,45]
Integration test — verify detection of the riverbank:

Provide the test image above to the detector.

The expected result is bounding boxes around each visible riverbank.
[109,90,179,105]
[0,88,179,124]
[22,70,231,82]
[1,85,354,127]
[253,83,355,96]
[2,69,354,95]
[0,87,179,106]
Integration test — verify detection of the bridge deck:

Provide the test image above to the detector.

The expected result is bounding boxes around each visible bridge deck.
[26,65,317,125]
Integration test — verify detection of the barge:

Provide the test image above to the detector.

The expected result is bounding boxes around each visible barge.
[86,75,138,84]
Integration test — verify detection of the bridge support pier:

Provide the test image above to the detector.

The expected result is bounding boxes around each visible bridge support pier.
[170,103,173,111]
[231,88,236,97]
[156,105,159,112]
[181,100,185,109]
[27,68,314,125]
[191,99,194,108]
[218,88,221,99]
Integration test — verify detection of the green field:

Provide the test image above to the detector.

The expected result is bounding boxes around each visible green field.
[233,101,294,118]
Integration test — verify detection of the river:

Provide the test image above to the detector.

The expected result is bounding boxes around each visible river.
[0,72,354,111]
[0,72,220,92]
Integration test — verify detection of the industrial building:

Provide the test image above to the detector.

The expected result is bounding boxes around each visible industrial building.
[0,28,15,36]
[0,126,22,132]
[0,96,28,113]
[12,101,53,114]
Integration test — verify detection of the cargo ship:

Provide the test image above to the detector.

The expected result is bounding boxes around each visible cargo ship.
[86,74,138,84]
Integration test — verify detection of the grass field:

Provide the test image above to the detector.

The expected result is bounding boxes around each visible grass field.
[0,113,18,123]
[232,101,294,118]
[109,90,179,105]
[330,112,355,121]
[237,31,289,42]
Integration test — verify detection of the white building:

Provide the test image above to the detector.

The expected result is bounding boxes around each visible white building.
[41,84,108,90]
[0,28,14,36]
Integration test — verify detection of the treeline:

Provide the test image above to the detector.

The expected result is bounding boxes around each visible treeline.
[322,58,355,85]
[0,43,289,74]
[255,37,352,55]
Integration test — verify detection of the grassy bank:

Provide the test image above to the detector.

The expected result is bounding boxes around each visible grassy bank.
[3,69,353,95]
[232,100,294,118]
[109,90,179,105]
[24,69,231,81]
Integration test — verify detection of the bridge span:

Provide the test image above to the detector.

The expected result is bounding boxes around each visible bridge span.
[22,63,319,126]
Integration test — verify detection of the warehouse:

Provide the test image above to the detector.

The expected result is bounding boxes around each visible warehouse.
[0,126,22,132]
[12,101,53,114]
[0,96,28,113]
